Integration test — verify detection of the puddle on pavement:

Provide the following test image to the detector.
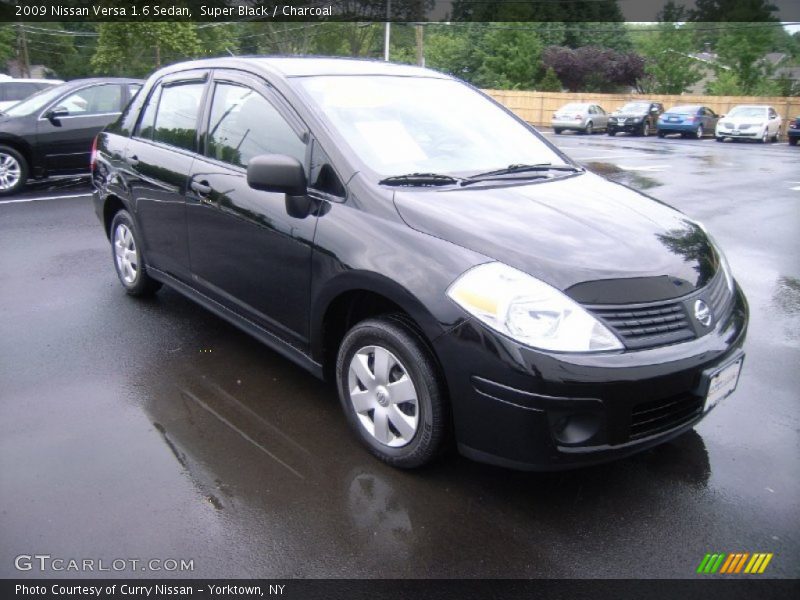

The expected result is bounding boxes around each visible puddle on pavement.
[585,161,662,190]
[772,276,800,343]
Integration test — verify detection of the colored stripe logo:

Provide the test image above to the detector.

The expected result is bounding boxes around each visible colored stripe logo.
[697,552,773,574]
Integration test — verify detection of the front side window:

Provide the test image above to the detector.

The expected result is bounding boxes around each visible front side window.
[297,75,565,178]
[152,83,205,152]
[56,84,123,116]
[206,82,306,168]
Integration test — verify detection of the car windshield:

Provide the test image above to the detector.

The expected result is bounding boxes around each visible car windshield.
[296,75,566,178]
[619,102,650,113]
[728,107,767,118]
[559,103,588,112]
[3,84,66,116]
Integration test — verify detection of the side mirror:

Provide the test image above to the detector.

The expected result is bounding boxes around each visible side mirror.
[45,106,69,121]
[719,114,726,118]
[246,154,306,196]
[650,107,659,113]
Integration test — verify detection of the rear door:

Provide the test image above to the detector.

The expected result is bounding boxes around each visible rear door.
[124,72,209,280]
[186,69,316,346]
[35,83,127,174]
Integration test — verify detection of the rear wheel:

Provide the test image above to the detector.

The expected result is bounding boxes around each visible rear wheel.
[110,210,162,297]
[789,136,798,146]
[0,145,28,196]
[642,121,651,136]
[584,122,593,135]
[336,316,447,468]
[716,136,725,142]
[553,128,562,135]
[658,131,666,138]
[771,129,780,143]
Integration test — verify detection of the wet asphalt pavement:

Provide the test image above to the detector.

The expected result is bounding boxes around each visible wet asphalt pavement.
[1,134,798,579]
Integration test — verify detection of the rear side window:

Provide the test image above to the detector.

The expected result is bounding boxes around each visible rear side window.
[152,83,204,152]
[206,82,306,168]
[135,85,162,140]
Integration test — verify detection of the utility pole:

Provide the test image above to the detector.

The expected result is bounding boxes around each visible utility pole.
[17,24,31,78]
[415,23,424,66]
[384,0,391,61]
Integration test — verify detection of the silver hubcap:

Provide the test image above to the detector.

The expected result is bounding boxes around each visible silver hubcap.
[347,345,419,447]
[697,125,703,138]
[643,123,649,135]
[113,223,138,284]
[0,153,22,191]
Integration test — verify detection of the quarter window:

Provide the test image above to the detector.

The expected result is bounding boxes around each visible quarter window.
[206,82,306,168]
[56,84,123,116]
[135,86,161,140]
[152,83,205,152]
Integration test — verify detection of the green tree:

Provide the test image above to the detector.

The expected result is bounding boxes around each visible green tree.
[712,25,775,95]
[91,23,202,77]
[473,28,543,89]
[638,22,704,94]
[537,67,562,91]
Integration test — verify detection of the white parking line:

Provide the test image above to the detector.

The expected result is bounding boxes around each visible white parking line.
[0,193,92,205]
[617,164,671,172]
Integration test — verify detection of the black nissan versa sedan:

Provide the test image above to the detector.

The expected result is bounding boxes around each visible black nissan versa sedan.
[0,78,142,195]
[92,57,748,471]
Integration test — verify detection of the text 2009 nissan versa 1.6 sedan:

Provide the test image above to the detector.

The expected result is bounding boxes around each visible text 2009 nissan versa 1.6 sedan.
[93,58,748,470]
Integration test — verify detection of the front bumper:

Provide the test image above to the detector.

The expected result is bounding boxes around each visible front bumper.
[608,120,644,133]
[716,128,761,139]
[433,285,748,470]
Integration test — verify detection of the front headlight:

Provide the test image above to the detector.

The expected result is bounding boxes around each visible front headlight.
[446,263,623,352]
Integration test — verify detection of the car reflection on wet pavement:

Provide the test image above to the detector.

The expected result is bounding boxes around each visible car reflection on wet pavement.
[0,134,798,578]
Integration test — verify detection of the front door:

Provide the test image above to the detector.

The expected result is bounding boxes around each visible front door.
[186,71,316,347]
[36,83,126,174]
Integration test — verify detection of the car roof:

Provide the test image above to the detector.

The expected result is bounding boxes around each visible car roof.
[54,77,144,91]
[668,105,701,110]
[153,56,451,80]
[0,78,63,84]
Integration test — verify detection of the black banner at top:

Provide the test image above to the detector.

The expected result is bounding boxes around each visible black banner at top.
[1,0,799,23]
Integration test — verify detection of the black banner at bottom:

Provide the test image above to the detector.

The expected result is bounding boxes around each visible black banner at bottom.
[3,579,799,600]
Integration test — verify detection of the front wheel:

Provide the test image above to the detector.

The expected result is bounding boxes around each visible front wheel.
[789,136,798,146]
[642,121,651,136]
[336,316,447,468]
[696,124,704,139]
[761,128,769,144]
[584,122,593,135]
[110,210,162,297]
[608,129,616,137]
[715,136,725,142]
[553,128,562,135]
[0,145,28,196]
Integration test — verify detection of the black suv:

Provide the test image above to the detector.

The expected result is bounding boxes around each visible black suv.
[0,78,141,195]
[93,58,747,470]
[608,101,664,136]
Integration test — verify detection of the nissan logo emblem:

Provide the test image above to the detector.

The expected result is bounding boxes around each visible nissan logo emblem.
[694,299,712,328]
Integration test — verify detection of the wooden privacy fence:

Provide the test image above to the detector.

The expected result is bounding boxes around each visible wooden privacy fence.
[483,90,800,127]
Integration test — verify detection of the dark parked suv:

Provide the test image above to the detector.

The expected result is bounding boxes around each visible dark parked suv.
[93,58,747,470]
[0,78,141,195]
[608,101,664,137]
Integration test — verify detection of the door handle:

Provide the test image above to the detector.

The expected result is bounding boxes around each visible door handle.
[125,154,139,166]
[190,180,212,196]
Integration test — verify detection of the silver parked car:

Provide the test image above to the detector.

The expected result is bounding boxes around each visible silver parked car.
[552,102,609,134]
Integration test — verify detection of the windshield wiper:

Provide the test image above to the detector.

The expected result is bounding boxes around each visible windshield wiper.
[462,163,582,185]
[379,173,463,187]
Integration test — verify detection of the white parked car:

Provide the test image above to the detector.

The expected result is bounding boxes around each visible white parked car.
[715,105,782,143]
[0,78,63,112]
[552,102,609,135]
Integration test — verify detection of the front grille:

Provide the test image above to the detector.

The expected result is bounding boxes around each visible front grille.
[588,301,693,350]
[629,393,703,440]
[739,124,752,130]
[584,270,733,351]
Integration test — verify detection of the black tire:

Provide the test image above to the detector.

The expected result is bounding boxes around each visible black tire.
[658,131,666,138]
[584,122,593,135]
[336,315,447,468]
[715,136,725,142]
[696,124,704,139]
[608,129,616,136]
[772,130,779,143]
[553,128,562,135]
[0,145,29,196]
[789,136,798,146]
[641,121,651,136]
[109,210,162,297]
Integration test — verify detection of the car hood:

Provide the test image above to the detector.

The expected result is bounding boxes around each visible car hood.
[392,172,719,301]
[612,112,647,118]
